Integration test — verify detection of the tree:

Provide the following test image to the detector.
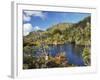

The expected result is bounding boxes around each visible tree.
[82,47,90,66]
[52,28,62,35]
[23,46,32,56]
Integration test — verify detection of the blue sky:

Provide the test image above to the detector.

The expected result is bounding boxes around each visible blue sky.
[23,10,90,36]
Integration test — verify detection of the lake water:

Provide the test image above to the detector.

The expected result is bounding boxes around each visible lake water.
[33,43,85,66]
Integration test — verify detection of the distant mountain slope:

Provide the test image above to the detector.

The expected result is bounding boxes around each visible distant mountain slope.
[25,16,91,37]
[74,16,91,28]
[46,23,73,32]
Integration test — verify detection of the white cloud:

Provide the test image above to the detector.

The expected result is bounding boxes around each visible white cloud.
[23,23,33,36]
[33,26,41,31]
[23,15,31,22]
[23,11,46,22]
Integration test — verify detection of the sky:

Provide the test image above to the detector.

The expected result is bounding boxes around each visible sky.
[23,10,91,36]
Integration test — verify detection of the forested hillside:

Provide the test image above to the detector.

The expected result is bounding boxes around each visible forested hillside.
[24,16,91,46]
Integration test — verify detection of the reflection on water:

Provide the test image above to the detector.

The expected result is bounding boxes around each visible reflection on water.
[32,43,85,66]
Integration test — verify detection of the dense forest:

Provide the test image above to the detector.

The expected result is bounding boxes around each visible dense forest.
[23,16,91,69]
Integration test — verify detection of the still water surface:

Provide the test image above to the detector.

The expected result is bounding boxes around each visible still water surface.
[33,43,85,66]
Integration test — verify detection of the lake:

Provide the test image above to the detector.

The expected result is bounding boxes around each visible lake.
[32,43,85,66]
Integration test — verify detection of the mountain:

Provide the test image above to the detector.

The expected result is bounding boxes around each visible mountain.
[46,23,73,32]
[73,16,91,28]
[23,16,91,46]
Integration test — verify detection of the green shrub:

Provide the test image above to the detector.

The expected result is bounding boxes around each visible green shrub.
[82,47,90,66]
